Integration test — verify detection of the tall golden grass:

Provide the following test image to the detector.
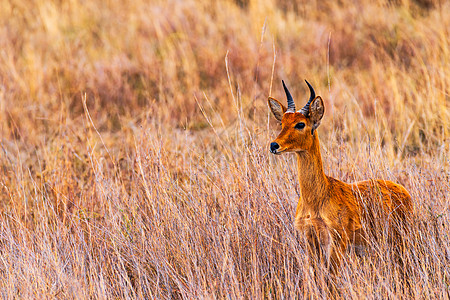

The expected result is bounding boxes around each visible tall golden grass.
[0,0,449,298]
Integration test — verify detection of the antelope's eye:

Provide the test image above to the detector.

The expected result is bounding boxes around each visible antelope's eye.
[295,122,305,130]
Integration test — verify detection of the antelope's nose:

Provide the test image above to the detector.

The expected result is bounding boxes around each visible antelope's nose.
[270,142,279,154]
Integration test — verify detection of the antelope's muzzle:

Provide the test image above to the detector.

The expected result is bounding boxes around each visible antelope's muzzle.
[270,142,280,154]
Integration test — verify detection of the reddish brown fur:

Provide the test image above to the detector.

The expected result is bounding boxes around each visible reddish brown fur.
[268,92,412,271]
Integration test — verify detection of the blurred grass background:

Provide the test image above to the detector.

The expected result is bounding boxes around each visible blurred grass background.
[0,0,449,298]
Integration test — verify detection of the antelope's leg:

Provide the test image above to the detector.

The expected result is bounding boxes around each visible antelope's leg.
[303,220,333,267]
[328,230,349,273]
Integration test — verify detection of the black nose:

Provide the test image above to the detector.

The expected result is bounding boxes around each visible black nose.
[270,142,279,153]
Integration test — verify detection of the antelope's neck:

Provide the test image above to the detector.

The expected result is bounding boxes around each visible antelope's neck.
[295,134,329,210]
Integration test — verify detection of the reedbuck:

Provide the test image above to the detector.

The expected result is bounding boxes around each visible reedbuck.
[268,80,412,270]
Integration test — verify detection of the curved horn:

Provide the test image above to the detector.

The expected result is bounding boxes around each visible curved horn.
[282,80,296,112]
[298,79,316,116]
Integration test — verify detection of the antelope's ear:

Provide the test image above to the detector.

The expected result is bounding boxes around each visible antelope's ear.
[309,96,324,134]
[268,97,287,122]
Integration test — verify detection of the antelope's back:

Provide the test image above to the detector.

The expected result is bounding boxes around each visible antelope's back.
[352,179,413,224]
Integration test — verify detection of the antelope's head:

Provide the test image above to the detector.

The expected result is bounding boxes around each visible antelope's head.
[268,80,324,154]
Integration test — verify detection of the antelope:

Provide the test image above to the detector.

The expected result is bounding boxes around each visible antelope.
[268,80,413,270]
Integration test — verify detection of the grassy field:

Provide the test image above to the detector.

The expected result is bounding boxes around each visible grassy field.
[0,0,449,298]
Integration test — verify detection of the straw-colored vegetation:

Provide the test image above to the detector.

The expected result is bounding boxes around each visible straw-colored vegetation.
[0,0,449,298]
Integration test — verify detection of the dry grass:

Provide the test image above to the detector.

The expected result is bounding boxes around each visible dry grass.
[0,0,449,298]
